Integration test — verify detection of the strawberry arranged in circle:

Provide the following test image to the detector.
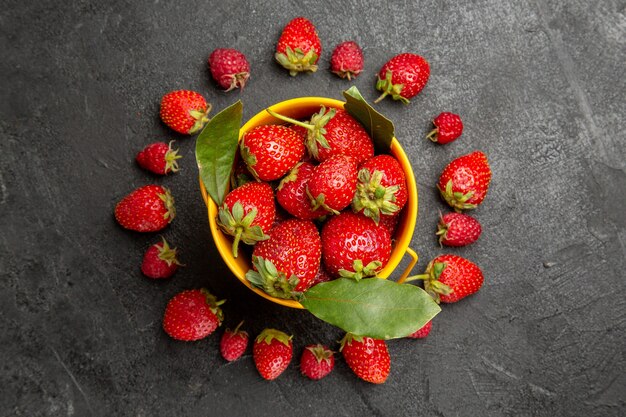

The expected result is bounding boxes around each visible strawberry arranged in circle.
[321,211,391,280]
[437,212,482,247]
[240,125,305,181]
[438,151,492,211]
[208,48,250,91]
[141,237,182,279]
[375,53,430,104]
[162,289,225,341]
[267,107,374,164]
[277,162,326,220]
[253,328,293,380]
[300,344,334,380]
[330,41,364,80]
[275,17,321,76]
[352,155,408,224]
[217,181,275,258]
[160,90,211,135]
[220,321,249,362]
[407,320,432,339]
[340,334,390,384]
[407,254,484,303]
[247,219,321,299]
[115,185,176,232]
[426,112,463,145]
[136,141,182,175]
[307,155,358,215]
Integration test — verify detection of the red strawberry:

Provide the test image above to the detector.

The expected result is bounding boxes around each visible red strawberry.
[141,237,182,279]
[220,321,249,362]
[438,151,492,211]
[267,107,374,164]
[321,211,391,279]
[162,289,224,341]
[300,344,334,380]
[208,48,250,91]
[217,182,275,257]
[437,212,482,247]
[379,214,400,238]
[136,141,182,175]
[253,328,293,380]
[230,156,255,189]
[277,162,327,220]
[275,17,321,76]
[340,334,390,384]
[330,41,364,80]
[160,90,211,135]
[307,155,358,214]
[247,219,321,298]
[406,254,484,303]
[240,125,305,181]
[407,321,432,339]
[115,185,175,232]
[426,112,463,144]
[352,155,408,224]
[374,53,430,104]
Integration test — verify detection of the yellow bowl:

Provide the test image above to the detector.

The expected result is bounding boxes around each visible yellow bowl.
[200,97,419,309]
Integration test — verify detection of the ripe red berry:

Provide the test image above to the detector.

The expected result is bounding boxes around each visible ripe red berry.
[253,329,293,380]
[330,41,364,80]
[220,321,249,362]
[437,212,482,247]
[114,185,175,232]
[160,90,211,135]
[407,321,432,339]
[275,17,321,76]
[162,289,225,341]
[438,151,492,211]
[141,237,182,279]
[307,155,358,214]
[300,344,334,380]
[208,48,250,91]
[426,112,463,144]
[277,162,327,220]
[375,53,430,104]
[340,334,390,384]
[136,141,182,175]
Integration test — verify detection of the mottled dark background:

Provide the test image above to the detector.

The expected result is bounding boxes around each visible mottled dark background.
[1,0,625,416]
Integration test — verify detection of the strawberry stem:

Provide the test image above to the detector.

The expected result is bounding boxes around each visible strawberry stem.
[373,91,388,104]
[404,273,430,282]
[266,108,314,131]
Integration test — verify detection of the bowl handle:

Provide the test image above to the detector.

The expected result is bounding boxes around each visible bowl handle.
[396,247,419,284]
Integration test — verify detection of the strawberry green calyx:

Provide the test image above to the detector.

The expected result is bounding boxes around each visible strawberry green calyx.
[157,188,176,222]
[156,236,183,267]
[275,46,319,76]
[438,180,477,212]
[200,288,226,323]
[352,169,400,224]
[256,328,293,346]
[425,127,440,143]
[339,333,364,351]
[277,163,302,191]
[306,188,339,215]
[404,261,453,304]
[374,70,409,104]
[239,143,260,181]
[266,107,334,159]
[246,256,301,300]
[435,212,450,246]
[338,259,382,281]
[188,103,212,135]
[217,202,269,258]
[306,344,334,364]
[164,141,182,173]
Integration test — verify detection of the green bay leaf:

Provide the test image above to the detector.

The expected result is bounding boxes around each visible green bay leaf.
[195,101,243,206]
[301,278,441,340]
[343,86,394,154]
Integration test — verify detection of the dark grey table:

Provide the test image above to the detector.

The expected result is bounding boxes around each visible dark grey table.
[2,0,625,416]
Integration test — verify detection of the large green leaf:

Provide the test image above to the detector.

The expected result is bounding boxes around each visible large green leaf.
[301,278,441,339]
[343,86,394,154]
[196,101,243,206]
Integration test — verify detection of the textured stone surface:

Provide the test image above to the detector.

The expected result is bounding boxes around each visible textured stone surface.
[1,0,625,416]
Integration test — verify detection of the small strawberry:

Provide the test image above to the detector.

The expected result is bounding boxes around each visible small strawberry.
[330,41,364,80]
[277,162,326,220]
[340,334,390,384]
[160,90,211,135]
[437,212,482,247]
[247,219,321,299]
[162,289,225,341]
[438,151,492,211]
[321,211,391,279]
[115,185,175,232]
[307,155,358,214]
[240,125,305,181]
[208,48,250,91]
[374,53,430,104]
[141,237,182,279]
[300,344,334,380]
[275,17,321,76]
[352,155,408,224]
[220,321,249,362]
[267,107,374,164]
[253,328,293,380]
[406,254,484,303]
[136,141,182,175]
[426,112,463,145]
[379,214,400,238]
[217,182,275,257]
[407,321,432,339]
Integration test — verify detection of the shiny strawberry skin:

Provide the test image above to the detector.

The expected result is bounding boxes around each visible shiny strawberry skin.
[162,289,224,341]
[136,141,181,175]
[315,109,374,164]
[340,334,390,384]
[300,344,334,380]
[428,254,484,303]
[375,53,430,104]
[437,212,482,247]
[220,322,249,362]
[330,41,364,80]
[321,211,391,278]
[277,162,326,220]
[379,214,400,238]
[160,90,210,135]
[253,329,293,380]
[223,182,276,234]
[307,155,358,214]
[275,17,321,76]
[208,48,250,91]
[407,321,432,339]
[240,125,305,181]
[115,185,175,232]
[438,151,492,211]
[428,112,463,144]
[141,238,181,279]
